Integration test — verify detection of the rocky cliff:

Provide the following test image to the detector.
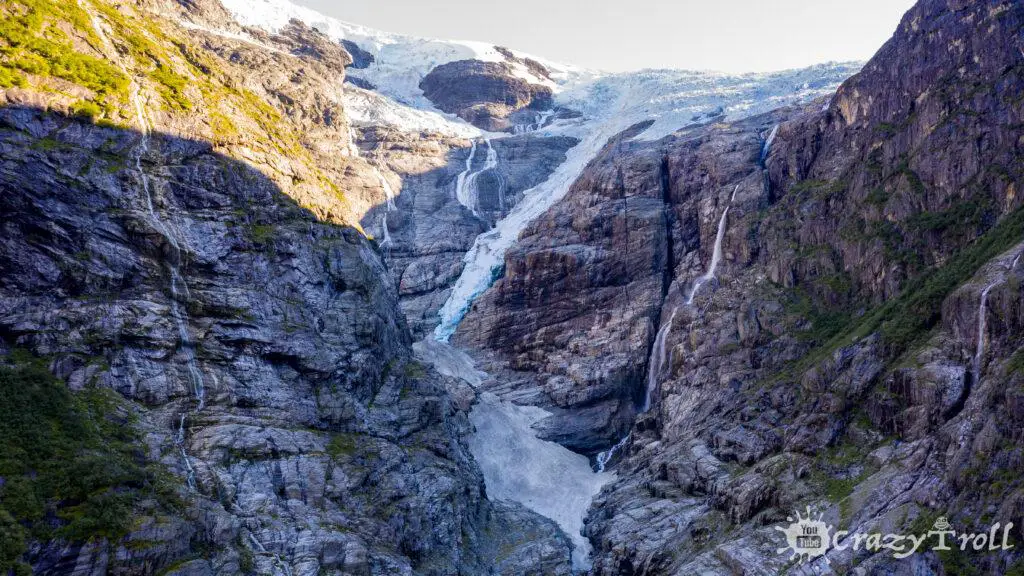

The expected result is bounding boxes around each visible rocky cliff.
[459,0,1024,573]
[0,0,572,574]
[419,53,555,132]
[4,0,1024,574]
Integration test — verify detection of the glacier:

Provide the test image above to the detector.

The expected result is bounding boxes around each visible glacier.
[212,0,863,567]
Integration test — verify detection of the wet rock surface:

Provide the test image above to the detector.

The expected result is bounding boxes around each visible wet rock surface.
[0,101,572,576]
[459,0,1024,573]
[357,127,578,338]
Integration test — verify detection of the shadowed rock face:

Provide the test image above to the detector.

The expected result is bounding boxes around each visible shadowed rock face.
[341,39,375,69]
[4,0,1024,573]
[0,104,573,576]
[458,0,1024,573]
[419,59,554,132]
[357,126,579,338]
[0,0,574,571]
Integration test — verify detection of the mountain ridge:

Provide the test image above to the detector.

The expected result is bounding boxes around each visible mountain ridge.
[1,0,1023,574]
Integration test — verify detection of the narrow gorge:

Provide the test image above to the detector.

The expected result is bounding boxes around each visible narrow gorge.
[1,0,1023,575]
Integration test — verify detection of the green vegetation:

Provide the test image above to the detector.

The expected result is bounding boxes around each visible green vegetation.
[784,290,854,346]
[0,0,129,117]
[809,442,878,526]
[249,224,275,246]
[326,433,359,459]
[788,204,1024,376]
[788,178,848,201]
[403,361,427,380]
[864,187,889,206]
[1,0,350,220]
[87,0,194,112]
[1006,349,1024,377]
[907,196,991,235]
[0,354,179,572]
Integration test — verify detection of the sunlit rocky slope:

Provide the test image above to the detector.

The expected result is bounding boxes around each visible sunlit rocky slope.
[1,0,1022,575]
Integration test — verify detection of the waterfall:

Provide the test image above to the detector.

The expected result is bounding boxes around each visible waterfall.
[415,340,613,569]
[513,109,555,135]
[176,415,197,490]
[595,432,631,473]
[761,124,779,164]
[345,125,396,240]
[972,250,1022,387]
[434,120,627,341]
[685,184,738,305]
[643,307,679,412]
[378,212,392,248]
[454,139,479,211]
[247,532,293,576]
[973,281,997,386]
[597,185,738,468]
[454,138,497,217]
[130,89,207,413]
[84,0,209,490]
[376,168,397,212]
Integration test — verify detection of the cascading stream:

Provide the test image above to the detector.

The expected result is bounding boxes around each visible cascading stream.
[685,184,738,306]
[597,185,738,469]
[348,126,396,246]
[761,124,779,165]
[512,109,555,135]
[129,90,206,411]
[973,251,1022,387]
[454,139,479,210]
[80,0,206,489]
[974,281,998,386]
[247,532,294,576]
[454,138,498,218]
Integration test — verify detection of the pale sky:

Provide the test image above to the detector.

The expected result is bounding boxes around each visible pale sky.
[294,0,918,73]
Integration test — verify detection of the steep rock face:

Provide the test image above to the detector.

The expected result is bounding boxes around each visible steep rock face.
[340,39,375,69]
[0,0,574,574]
[457,0,1024,573]
[419,59,554,132]
[762,0,1024,302]
[357,127,578,338]
[454,121,676,453]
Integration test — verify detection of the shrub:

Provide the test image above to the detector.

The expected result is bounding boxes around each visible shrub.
[0,355,178,569]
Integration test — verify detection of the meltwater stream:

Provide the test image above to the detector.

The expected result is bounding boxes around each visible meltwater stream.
[453,138,499,217]
[83,0,211,491]
[597,185,738,470]
[415,340,613,569]
[973,251,1023,387]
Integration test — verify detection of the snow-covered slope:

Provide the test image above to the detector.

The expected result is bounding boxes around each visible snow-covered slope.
[220,0,558,110]
[219,0,861,341]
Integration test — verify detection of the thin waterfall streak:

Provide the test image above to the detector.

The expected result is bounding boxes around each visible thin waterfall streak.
[176,415,197,491]
[376,168,397,212]
[94,16,209,485]
[379,212,392,249]
[454,140,479,210]
[974,282,996,386]
[247,533,293,576]
[456,138,497,217]
[973,250,1022,387]
[761,124,779,164]
[599,185,741,467]
[595,433,631,473]
[642,307,678,413]
[686,185,738,305]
